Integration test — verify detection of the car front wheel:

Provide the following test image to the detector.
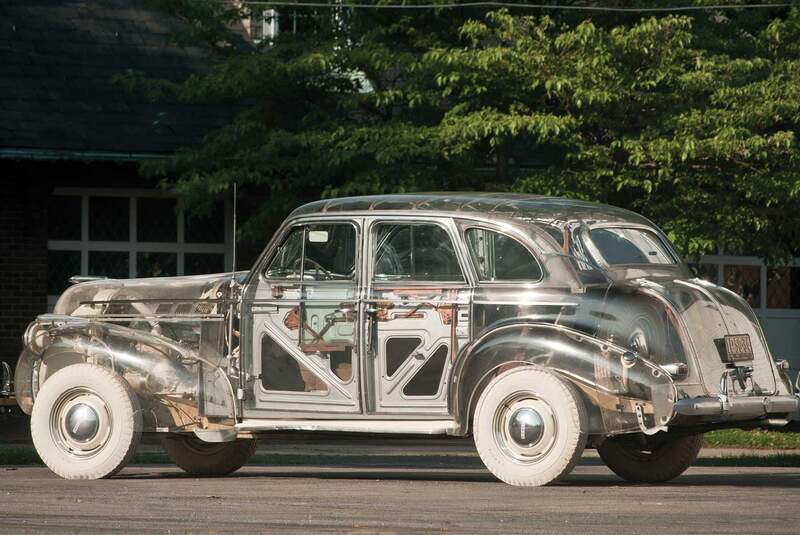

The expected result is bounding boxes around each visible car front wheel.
[161,435,257,476]
[473,367,587,487]
[597,433,703,483]
[30,363,142,480]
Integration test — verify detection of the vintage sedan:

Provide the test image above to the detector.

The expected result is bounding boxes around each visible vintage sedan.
[14,193,800,485]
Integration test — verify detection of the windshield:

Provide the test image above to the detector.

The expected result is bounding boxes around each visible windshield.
[589,227,676,266]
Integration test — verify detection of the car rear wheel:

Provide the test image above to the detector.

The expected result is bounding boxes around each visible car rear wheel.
[473,367,587,487]
[597,433,703,483]
[161,435,258,476]
[30,363,141,480]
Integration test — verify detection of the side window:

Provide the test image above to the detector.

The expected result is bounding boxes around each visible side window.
[373,223,464,282]
[265,227,303,279]
[465,228,542,281]
[302,223,357,281]
[265,223,357,281]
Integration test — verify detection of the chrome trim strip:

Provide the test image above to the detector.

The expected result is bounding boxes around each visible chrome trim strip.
[235,418,457,434]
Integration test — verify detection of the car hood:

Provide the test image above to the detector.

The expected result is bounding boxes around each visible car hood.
[53,272,248,317]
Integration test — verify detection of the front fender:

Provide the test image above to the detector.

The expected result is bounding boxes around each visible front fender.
[448,321,676,436]
[15,316,236,432]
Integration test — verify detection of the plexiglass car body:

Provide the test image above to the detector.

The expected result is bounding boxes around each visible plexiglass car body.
[15,193,800,485]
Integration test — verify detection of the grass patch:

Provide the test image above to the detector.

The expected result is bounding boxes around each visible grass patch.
[704,429,800,449]
[695,454,800,467]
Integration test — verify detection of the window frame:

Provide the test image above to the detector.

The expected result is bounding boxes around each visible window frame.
[462,225,545,284]
[47,188,231,309]
[582,223,679,269]
[261,219,361,286]
[368,218,469,286]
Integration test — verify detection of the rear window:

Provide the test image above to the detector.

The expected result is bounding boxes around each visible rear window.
[465,228,542,281]
[590,227,675,265]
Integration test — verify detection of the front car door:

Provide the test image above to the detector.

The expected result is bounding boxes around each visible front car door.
[242,218,362,416]
[364,217,473,415]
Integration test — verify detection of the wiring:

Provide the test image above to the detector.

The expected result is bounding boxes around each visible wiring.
[233,1,795,12]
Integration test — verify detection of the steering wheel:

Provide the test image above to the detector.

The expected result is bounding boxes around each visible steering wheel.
[292,257,334,280]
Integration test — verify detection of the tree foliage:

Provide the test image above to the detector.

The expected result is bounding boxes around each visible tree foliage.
[126,1,800,262]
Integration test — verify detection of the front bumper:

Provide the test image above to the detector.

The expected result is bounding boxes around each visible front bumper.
[673,394,800,420]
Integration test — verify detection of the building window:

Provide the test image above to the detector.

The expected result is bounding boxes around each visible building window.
[47,189,231,308]
[723,264,761,309]
[767,267,800,309]
[686,256,800,310]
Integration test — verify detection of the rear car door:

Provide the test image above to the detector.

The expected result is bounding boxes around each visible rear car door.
[364,217,472,415]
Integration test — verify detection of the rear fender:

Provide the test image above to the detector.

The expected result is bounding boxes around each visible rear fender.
[15,316,236,432]
[448,321,677,436]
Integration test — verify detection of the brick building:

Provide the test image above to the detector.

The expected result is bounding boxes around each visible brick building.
[1,1,235,371]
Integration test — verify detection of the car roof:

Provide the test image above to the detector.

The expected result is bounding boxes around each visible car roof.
[290,193,654,229]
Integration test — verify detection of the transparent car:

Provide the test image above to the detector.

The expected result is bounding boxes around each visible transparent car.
[15,193,800,485]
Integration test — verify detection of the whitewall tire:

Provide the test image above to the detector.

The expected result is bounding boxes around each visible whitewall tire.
[473,367,587,487]
[30,363,141,480]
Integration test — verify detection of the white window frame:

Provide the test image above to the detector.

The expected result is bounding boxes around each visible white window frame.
[47,187,232,308]
[696,252,800,315]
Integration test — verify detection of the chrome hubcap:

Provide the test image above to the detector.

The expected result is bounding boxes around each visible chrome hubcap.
[494,394,557,464]
[508,407,545,447]
[64,403,100,442]
[51,388,112,458]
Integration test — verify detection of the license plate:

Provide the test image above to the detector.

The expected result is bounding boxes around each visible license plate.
[716,334,754,363]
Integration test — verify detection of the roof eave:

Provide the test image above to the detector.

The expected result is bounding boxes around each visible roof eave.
[0,148,167,162]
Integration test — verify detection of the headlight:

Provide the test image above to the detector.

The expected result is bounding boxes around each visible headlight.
[22,322,49,353]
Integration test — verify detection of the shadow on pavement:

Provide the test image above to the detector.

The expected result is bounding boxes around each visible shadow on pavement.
[113,464,800,488]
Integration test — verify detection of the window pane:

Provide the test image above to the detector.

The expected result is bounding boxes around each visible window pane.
[137,252,177,278]
[48,195,81,240]
[261,334,328,393]
[185,202,225,244]
[184,253,226,275]
[724,265,760,308]
[374,224,463,282]
[767,267,800,309]
[466,228,542,281]
[302,224,356,281]
[88,251,128,279]
[375,225,411,279]
[590,228,675,265]
[89,197,129,241]
[137,198,177,242]
[47,250,81,294]
[265,227,303,279]
[689,263,718,283]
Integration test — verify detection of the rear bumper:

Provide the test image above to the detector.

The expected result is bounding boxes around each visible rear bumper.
[673,395,800,419]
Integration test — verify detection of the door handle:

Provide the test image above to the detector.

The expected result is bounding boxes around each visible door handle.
[411,352,425,361]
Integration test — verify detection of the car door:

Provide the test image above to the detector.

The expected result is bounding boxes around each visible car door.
[242,219,362,415]
[364,217,473,415]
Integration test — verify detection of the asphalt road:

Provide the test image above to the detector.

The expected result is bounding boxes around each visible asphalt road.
[2,462,799,534]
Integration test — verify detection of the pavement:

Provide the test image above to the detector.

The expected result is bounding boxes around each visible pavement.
[2,453,800,533]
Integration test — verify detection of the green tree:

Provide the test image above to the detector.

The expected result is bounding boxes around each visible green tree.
[125,1,800,262]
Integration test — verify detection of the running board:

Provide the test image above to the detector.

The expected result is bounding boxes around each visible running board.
[235,419,457,435]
